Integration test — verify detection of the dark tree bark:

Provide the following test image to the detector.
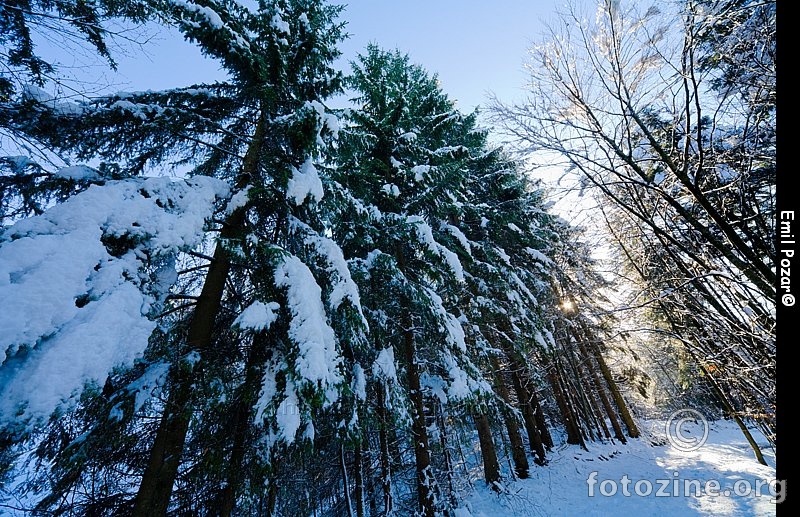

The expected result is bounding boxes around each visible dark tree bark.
[403,318,438,517]
[579,322,640,439]
[133,115,265,516]
[376,387,393,516]
[217,334,270,517]
[266,479,278,517]
[341,444,354,517]
[133,207,245,517]
[473,412,501,488]
[574,331,626,443]
[510,369,548,464]
[547,365,585,448]
[354,440,365,517]
[490,357,530,477]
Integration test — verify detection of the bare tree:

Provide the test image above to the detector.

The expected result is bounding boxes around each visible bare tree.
[490,0,775,454]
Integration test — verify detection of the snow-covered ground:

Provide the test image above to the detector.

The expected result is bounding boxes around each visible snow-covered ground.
[457,418,779,517]
[1,417,778,515]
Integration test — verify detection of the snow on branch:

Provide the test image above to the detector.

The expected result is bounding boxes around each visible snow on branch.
[0,175,229,432]
[274,254,342,397]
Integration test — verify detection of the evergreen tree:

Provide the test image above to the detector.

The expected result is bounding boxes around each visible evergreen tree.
[1,0,157,224]
[1,0,366,514]
[332,46,494,515]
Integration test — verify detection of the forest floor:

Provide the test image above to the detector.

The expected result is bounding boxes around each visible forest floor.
[457,417,779,517]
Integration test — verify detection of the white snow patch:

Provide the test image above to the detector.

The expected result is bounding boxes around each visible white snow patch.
[461,419,777,517]
[352,363,367,401]
[412,164,431,182]
[21,85,84,116]
[233,301,280,331]
[444,223,472,255]
[524,246,553,265]
[276,383,302,444]
[225,186,252,215]
[0,176,228,429]
[408,215,464,282]
[287,159,324,206]
[271,12,291,34]
[372,347,397,382]
[274,255,342,389]
[381,183,400,197]
[54,165,100,181]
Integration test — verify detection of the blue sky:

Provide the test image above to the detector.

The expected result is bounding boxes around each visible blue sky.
[98,1,559,114]
[335,0,559,113]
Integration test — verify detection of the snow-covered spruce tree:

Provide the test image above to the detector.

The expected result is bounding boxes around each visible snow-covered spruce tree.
[0,0,158,224]
[1,1,368,514]
[455,153,563,470]
[458,148,643,457]
[539,216,643,448]
[330,46,497,516]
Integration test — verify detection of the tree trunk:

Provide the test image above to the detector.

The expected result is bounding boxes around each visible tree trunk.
[266,478,278,517]
[528,386,554,450]
[131,364,194,517]
[354,440,365,517]
[473,411,501,488]
[556,332,601,443]
[510,369,547,464]
[377,387,393,515]
[490,357,530,477]
[547,365,585,447]
[133,114,265,516]
[133,209,244,517]
[705,370,768,466]
[341,444,355,517]
[396,241,438,517]
[217,335,268,517]
[581,325,640,439]
[436,407,458,508]
[503,344,553,450]
[403,320,438,517]
[575,335,626,443]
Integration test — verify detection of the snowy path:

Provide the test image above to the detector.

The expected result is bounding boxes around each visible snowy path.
[458,419,779,517]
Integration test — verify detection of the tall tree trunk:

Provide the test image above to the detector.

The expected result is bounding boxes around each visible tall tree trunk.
[580,323,640,439]
[490,356,530,477]
[133,114,265,516]
[575,335,626,443]
[354,440,365,517]
[701,365,767,466]
[403,319,438,517]
[510,369,547,464]
[473,411,501,489]
[503,345,553,450]
[547,365,585,448]
[133,209,245,517]
[396,242,438,517]
[377,387,393,515]
[132,363,195,517]
[436,407,458,508]
[266,478,278,517]
[557,333,601,442]
[527,384,554,450]
[217,335,269,517]
[341,444,355,517]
